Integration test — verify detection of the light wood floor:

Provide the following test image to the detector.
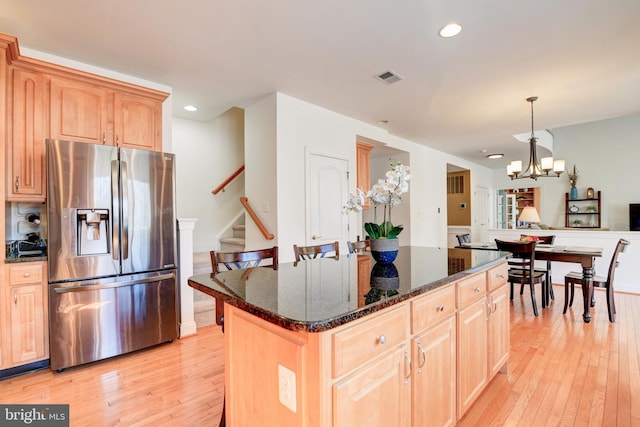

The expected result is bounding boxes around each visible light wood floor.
[2,286,638,426]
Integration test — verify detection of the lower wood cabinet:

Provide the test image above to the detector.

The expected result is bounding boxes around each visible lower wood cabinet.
[333,344,411,427]
[223,261,508,427]
[1,262,48,369]
[411,316,456,427]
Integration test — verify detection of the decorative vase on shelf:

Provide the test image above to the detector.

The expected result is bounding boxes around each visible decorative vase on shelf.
[370,238,399,264]
[570,186,579,200]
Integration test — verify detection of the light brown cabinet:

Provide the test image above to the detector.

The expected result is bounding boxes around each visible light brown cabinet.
[356,141,373,209]
[222,261,508,426]
[333,344,411,427]
[50,76,163,151]
[1,262,48,369]
[456,263,509,418]
[6,67,49,201]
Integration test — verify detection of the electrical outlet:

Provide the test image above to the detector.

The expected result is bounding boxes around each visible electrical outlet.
[278,364,297,412]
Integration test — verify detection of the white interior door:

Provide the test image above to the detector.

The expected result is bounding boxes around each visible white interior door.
[307,151,349,246]
[474,186,490,241]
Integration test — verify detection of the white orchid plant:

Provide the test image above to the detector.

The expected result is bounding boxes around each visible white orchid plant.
[343,161,411,239]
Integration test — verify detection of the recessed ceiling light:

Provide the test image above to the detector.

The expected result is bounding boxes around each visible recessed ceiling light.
[439,23,463,38]
[487,153,504,159]
[377,120,389,125]
[184,105,198,112]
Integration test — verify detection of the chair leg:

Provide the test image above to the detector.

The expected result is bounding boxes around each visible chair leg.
[569,281,575,307]
[530,284,539,316]
[509,282,514,301]
[219,394,226,427]
[547,262,554,300]
[606,284,616,323]
[563,278,570,314]
[520,284,525,296]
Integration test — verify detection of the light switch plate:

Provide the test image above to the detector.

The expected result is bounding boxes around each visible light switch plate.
[278,364,297,412]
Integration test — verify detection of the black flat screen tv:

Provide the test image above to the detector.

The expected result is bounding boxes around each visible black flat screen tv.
[630,204,640,231]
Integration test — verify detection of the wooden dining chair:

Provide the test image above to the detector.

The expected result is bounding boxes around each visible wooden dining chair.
[293,241,339,265]
[520,234,556,303]
[456,233,471,245]
[563,238,630,322]
[495,239,547,316]
[209,246,278,427]
[347,239,370,254]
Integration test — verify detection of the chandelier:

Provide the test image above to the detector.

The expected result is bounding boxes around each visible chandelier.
[507,96,565,180]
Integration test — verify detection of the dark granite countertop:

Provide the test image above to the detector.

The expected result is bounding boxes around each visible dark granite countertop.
[5,256,47,263]
[188,246,508,333]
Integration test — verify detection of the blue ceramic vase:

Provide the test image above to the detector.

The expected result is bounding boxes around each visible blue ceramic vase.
[370,238,399,263]
[570,186,579,200]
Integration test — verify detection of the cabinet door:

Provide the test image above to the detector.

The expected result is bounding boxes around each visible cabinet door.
[488,284,510,377]
[412,317,456,427]
[333,345,411,427]
[113,92,162,151]
[457,298,488,418]
[50,76,110,145]
[9,283,47,365]
[8,67,48,201]
[355,142,373,209]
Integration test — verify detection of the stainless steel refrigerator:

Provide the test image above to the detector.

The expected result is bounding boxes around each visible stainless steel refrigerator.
[46,139,178,371]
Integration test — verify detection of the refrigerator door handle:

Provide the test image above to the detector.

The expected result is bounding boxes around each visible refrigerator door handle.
[53,272,175,294]
[121,158,130,260]
[111,159,120,261]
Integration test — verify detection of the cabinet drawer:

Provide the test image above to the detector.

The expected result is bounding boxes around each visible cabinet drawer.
[456,272,486,308]
[7,263,43,285]
[332,304,410,378]
[487,262,508,292]
[411,284,455,333]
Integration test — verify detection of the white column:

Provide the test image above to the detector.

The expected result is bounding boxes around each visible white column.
[177,218,198,337]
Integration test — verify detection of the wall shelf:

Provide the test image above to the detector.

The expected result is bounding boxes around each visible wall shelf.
[565,191,601,228]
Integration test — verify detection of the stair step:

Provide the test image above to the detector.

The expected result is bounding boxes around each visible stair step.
[220,236,245,252]
[232,224,245,238]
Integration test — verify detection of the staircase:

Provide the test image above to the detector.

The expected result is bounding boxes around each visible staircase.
[193,217,246,328]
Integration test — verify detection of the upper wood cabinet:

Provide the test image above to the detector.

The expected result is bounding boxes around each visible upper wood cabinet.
[6,67,49,201]
[356,141,373,209]
[50,76,110,145]
[113,92,162,151]
[50,76,163,151]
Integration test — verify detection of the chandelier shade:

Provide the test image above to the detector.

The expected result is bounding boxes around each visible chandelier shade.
[507,97,565,180]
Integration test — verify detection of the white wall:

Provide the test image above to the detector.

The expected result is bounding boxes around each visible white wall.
[242,92,496,262]
[173,108,245,253]
[492,113,640,231]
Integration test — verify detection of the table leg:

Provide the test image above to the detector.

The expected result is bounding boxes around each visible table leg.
[581,266,595,323]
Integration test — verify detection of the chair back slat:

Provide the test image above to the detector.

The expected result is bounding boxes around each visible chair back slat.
[456,234,471,245]
[347,240,370,254]
[293,241,339,264]
[606,239,630,287]
[210,247,279,274]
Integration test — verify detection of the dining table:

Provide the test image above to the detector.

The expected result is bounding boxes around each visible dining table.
[456,242,603,323]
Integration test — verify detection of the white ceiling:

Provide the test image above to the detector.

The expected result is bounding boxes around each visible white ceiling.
[2,0,640,169]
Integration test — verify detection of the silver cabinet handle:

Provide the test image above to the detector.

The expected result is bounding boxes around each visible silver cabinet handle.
[436,304,445,312]
[485,298,492,321]
[102,132,107,144]
[403,350,412,385]
[23,272,31,278]
[417,342,426,373]
[496,273,505,278]
[14,176,19,191]
[474,287,482,293]
[14,290,18,304]
[376,335,387,345]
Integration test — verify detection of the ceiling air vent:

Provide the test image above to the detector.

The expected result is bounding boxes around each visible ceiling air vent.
[375,70,403,85]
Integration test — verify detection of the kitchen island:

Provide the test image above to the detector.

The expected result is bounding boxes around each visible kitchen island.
[188,246,509,426]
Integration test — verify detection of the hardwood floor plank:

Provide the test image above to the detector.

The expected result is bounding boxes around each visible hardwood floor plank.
[1,286,638,426]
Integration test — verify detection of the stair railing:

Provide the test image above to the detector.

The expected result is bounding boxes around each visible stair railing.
[212,165,245,195]
[240,197,274,240]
